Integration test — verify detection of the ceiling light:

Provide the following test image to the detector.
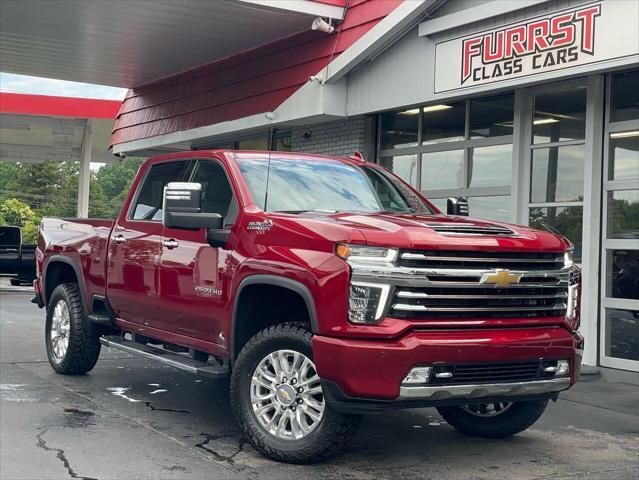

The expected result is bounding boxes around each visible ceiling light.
[533,118,560,125]
[398,108,420,115]
[423,104,453,113]
[610,130,639,139]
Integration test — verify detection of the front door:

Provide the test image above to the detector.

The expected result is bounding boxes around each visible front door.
[107,159,192,329]
[158,159,238,346]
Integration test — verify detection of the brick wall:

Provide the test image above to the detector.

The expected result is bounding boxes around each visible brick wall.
[290,116,374,158]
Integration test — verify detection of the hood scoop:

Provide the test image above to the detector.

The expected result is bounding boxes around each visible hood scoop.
[424,222,515,236]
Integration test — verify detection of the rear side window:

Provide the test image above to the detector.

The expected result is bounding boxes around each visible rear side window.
[130,161,190,221]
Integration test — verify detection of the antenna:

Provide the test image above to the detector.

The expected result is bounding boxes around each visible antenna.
[263,127,277,212]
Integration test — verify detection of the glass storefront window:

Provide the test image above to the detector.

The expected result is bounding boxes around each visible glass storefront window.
[421,150,464,190]
[469,94,514,139]
[605,308,639,361]
[608,190,639,239]
[468,196,512,223]
[533,87,587,144]
[529,206,583,260]
[609,133,639,181]
[427,197,447,213]
[531,145,584,203]
[379,155,418,187]
[380,109,419,149]
[611,70,639,122]
[238,138,268,150]
[469,144,513,188]
[422,102,465,145]
[606,250,639,300]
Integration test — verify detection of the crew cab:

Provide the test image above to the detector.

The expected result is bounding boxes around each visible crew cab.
[34,150,583,463]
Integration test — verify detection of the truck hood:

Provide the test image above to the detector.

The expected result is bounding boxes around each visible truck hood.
[284,211,571,252]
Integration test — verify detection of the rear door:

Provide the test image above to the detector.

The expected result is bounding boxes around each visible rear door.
[158,159,239,344]
[107,160,192,329]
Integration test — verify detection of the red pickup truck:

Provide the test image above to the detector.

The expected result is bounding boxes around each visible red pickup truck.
[34,150,583,463]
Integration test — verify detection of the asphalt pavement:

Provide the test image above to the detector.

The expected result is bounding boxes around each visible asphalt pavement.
[1,284,638,480]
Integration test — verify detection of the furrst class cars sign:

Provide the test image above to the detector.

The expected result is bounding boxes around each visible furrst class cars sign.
[434,1,639,93]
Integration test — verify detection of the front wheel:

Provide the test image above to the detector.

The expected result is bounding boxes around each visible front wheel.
[437,399,548,438]
[230,322,361,463]
[45,283,101,375]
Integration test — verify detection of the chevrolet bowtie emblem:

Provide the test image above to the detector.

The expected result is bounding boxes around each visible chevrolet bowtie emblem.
[480,269,522,288]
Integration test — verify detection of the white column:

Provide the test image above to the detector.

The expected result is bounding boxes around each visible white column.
[77,119,92,218]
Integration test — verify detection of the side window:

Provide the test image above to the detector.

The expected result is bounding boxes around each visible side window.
[190,161,235,223]
[130,161,190,221]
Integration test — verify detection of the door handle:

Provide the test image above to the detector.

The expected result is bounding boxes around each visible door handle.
[162,239,179,249]
[112,234,126,245]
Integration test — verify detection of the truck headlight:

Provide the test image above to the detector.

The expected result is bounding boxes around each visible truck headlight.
[348,282,390,324]
[336,243,398,264]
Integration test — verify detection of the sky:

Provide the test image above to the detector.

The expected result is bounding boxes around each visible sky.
[0,72,127,100]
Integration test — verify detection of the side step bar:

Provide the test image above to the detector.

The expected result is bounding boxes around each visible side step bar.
[100,336,229,379]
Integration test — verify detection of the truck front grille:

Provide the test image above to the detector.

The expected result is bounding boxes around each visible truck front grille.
[398,250,564,271]
[388,250,576,320]
[429,360,558,385]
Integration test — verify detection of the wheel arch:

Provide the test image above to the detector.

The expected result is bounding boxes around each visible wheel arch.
[43,255,88,312]
[231,275,319,360]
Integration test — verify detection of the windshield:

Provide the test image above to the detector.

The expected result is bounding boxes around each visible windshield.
[236,158,434,214]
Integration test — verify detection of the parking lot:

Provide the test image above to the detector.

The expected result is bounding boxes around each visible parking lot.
[1,285,638,480]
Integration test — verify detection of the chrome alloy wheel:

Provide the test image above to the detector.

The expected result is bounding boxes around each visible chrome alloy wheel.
[250,350,325,440]
[50,300,71,361]
[461,402,513,417]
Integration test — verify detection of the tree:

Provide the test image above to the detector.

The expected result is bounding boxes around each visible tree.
[0,198,41,244]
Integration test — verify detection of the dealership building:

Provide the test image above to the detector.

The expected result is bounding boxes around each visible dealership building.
[2,0,638,371]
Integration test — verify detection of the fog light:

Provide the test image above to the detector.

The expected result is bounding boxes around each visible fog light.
[402,367,431,385]
[556,359,570,376]
[348,282,390,324]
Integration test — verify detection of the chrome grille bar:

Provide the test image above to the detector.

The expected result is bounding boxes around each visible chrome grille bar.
[400,253,563,263]
[396,291,568,300]
[392,304,567,313]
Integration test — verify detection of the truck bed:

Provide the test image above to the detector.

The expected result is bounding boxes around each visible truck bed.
[38,217,114,306]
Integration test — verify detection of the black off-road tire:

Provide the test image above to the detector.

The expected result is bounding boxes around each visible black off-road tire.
[230,322,361,463]
[437,399,549,438]
[45,283,101,375]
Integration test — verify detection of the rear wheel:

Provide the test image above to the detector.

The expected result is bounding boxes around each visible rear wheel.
[230,322,361,463]
[45,283,101,375]
[437,399,548,438]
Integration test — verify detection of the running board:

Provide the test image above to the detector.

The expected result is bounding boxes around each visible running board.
[100,336,229,379]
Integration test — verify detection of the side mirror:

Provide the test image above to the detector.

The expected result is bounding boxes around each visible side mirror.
[447,197,469,216]
[163,182,223,230]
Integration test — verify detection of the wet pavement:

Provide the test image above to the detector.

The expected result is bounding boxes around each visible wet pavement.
[1,286,638,480]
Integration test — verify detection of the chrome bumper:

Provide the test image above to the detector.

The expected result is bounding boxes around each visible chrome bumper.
[398,377,570,400]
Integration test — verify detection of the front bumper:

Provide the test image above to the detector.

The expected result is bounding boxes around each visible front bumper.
[313,326,583,411]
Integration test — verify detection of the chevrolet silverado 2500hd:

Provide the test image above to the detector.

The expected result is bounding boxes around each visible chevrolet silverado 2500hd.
[34,150,583,463]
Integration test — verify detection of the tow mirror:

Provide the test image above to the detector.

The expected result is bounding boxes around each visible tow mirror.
[163,182,223,230]
[446,197,469,216]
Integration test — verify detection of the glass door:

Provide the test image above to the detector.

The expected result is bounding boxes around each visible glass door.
[600,70,639,371]
[525,81,588,261]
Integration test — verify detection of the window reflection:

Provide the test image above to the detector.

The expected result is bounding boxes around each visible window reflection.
[607,250,639,300]
[605,308,639,361]
[469,144,513,188]
[470,94,514,139]
[611,70,639,122]
[468,196,512,223]
[422,102,465,145]
[608,190,639,239]
[531,145,584,203]
[529,206,583,260]
[609,133,639,181]
[533,87,586,144]
[379,155,418,187]
[380,109,419,149]
[421,150,464,190]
